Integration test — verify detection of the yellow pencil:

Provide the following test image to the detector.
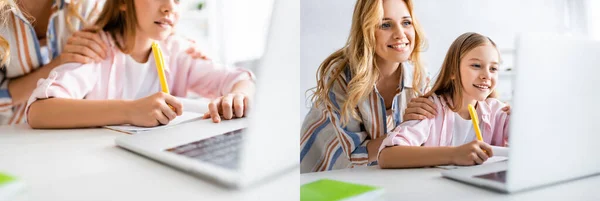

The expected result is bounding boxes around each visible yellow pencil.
[151,42,170,94]
[467,104,483,141]
[151,42,174,111]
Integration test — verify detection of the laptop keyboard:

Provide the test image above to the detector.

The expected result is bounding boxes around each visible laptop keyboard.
[166,128,245,170]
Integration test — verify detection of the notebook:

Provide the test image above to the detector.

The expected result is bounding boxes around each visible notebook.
[436,146,508,170]
[104,97,209,134]
[104,111,204,134]
[301,179,384,201]
[0,172,25,201]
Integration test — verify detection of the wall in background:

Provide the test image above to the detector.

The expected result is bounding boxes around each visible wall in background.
[176,0,273,66]
[299,0,590,121]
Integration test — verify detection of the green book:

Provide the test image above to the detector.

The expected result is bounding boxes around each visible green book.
[0,172,25,200]
[301,179,384,201]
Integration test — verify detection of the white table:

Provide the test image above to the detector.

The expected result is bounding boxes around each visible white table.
[0,122,298,201]
[301,166,600,201]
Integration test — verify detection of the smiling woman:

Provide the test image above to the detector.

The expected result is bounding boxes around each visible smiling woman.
[300,0,432,173]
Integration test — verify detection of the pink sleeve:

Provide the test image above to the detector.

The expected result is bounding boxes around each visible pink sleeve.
[186,61,255,99]
[378,118,435,154]
[25,63,100,115]
[493,107,510,146]
[162,35,255,99]
[377,95,446,159]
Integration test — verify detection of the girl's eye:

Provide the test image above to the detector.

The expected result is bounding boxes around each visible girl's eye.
[490,67,499,72]
[471,64,481,68]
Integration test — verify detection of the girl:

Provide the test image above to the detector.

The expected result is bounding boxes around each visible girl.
[26,0,254,128]
[378,32,510,168]
[300,0,438,173]
[0,0,208,125]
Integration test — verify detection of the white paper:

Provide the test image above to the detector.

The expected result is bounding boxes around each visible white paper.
[104,111,204,134]
[177,97,210,114]
[435,146,510,170]
[491,146,509,157]
[436,156,508,170]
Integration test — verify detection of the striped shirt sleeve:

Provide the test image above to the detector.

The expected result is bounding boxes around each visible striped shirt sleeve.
[323,73,371,167]
[300,71,374,172]
[0,66,12,112]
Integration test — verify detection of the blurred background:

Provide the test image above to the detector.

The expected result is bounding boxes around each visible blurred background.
[177,0,274,72]
[300,0,600,122]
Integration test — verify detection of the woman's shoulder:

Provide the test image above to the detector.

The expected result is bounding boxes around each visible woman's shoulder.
[401,61,430,91]
[324,60,351,84]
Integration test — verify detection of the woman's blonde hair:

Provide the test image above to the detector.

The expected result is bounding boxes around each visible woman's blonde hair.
[312,0,427,125]
[66,1,101,33]
[424,32,499,112]
[94,0,138,54]
[0,0,97,67]
[0,0,14,66]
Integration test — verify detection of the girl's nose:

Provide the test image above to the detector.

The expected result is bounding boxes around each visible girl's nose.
[161,0,177,13]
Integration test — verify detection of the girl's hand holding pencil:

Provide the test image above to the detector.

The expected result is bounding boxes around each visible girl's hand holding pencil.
[126,92,183,127]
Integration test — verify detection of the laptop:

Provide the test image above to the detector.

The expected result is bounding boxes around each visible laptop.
[441,33,600,193]
[115,0,299,189]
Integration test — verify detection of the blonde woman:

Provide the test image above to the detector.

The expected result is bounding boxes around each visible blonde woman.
[300,0,439,173]
[0,0,208,125]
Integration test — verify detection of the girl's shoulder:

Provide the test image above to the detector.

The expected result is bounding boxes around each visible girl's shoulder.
[96,31,122,56]
[427,94,450,111]
[157,34,190,55]
[480,98,508,116]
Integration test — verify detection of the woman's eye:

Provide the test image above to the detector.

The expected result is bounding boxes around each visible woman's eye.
[402,21,412,26]
[380,22,391,29]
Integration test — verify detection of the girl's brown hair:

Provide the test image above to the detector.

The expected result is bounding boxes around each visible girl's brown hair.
[424,32,499,112]
[93,0,138,53]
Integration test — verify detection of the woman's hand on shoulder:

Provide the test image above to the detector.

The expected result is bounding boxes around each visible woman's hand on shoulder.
[501,103,511,115]
[59,26,107,65]
[402,96,437,122]
[184,39,211,60]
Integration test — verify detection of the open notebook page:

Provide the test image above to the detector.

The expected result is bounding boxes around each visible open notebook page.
[436,146,508,170]
[104,111,204,134]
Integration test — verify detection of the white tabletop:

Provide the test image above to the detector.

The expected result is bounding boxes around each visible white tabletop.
[0,122,298,201]
[301,166,600,200]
